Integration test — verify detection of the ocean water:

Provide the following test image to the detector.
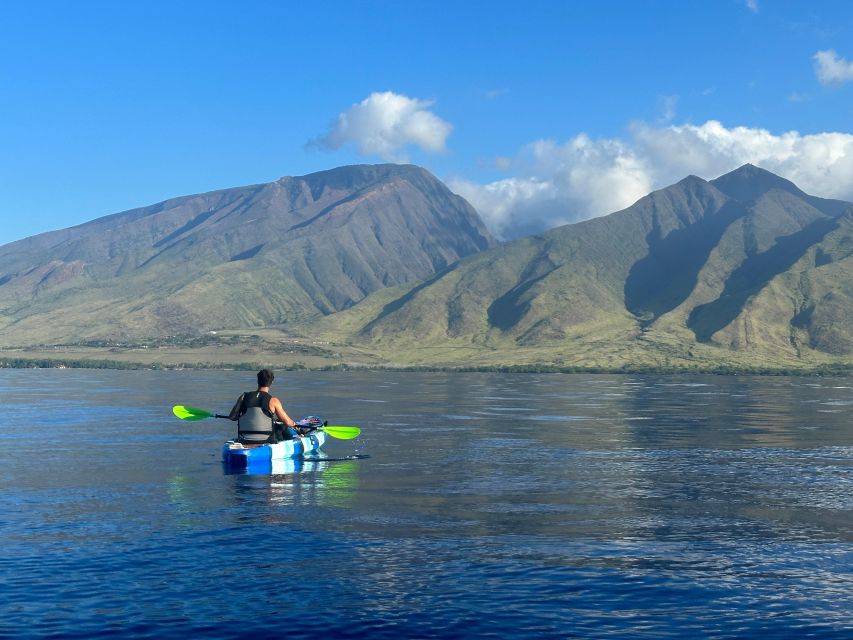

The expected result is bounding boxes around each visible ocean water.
[1,369,851,639]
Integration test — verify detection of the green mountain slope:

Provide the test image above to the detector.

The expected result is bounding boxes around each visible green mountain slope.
[312,164,853,369]
[0,164,495,346]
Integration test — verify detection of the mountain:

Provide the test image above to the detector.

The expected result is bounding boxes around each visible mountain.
[313,164,853,369]
[0,164,495,346]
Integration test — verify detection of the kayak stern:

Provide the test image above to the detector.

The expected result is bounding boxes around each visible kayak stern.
[222,431,326,467]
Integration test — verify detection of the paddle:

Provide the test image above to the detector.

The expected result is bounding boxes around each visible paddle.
[172,405,226,420]
[171,405,361,439]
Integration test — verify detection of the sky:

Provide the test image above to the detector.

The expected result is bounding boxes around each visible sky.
[1,0,852,245]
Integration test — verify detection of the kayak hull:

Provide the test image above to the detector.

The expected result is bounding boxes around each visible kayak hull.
[222,431,327,467]
[223,456,330,476]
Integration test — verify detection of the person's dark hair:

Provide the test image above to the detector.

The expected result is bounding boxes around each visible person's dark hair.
[257,369,274,387]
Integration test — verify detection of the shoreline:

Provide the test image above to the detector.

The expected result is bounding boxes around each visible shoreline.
[3,353,853,377]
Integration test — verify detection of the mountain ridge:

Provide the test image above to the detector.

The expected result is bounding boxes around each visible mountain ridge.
[306,164,853,369]
[4,162,853,372]
[0,164,495,346]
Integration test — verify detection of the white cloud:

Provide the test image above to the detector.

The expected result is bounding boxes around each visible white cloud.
[449,177,558,238]
[745,0,759,13]
[313,91,452,161]
[814,50,853,86]
[449,133,652,239]
[633,121,853,200]
[453,121,853,239]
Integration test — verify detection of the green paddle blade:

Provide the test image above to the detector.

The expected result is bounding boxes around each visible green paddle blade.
[320,425,361,440]
[173,405,215,421]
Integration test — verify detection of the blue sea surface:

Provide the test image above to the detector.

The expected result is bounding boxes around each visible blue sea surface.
[1,370,851,639]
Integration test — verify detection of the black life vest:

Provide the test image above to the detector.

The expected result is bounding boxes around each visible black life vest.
[236,391,275,443]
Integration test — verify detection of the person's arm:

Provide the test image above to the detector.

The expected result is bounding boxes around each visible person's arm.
[269,396,296,427]
[227,394,245,421]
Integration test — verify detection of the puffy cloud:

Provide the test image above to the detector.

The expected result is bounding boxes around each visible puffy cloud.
[313,91,452,161]
[633,121,853,201]
[449,176,560,239]
[449,133,652,239]
[814,50,853,86]
[454,121,853,239]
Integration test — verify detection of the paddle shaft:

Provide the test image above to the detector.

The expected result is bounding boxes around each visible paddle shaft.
[214,412,342,437]
[173,405,359,438]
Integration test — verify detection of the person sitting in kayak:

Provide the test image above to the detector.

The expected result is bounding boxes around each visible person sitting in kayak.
[227,368,301,444]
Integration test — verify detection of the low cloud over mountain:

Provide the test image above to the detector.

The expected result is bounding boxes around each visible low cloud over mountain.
[451,121,853,240]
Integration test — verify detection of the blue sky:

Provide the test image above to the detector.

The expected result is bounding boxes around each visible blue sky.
[1,0,852,244]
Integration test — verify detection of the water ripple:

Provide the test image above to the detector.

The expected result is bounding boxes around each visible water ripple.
[1,370,851,639]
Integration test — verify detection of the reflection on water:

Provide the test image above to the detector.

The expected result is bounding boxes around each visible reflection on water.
[0,369,851,639]
[224,455,327,476]
[220,457,362,509]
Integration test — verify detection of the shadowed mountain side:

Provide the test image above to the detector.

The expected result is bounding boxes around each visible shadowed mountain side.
[336,188,674,348]
[688,215,841,342]
[354,237,549,343]
[308,165,853,368]
[623,178,737,324]
[621,167,852,328]
[787,211,853,354]
[0,164,495,345]
[795,288,853,355]
[687,209,853,357]
[634,187,844,349]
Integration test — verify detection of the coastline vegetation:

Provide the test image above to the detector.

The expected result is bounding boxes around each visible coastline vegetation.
[4,354,853,377]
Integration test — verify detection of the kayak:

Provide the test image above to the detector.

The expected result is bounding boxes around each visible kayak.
[223,456,329,476]
[222,430,327,467]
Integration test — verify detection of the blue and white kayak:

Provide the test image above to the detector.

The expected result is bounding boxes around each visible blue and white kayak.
[222,430,327,467]
[223,456,330,476]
